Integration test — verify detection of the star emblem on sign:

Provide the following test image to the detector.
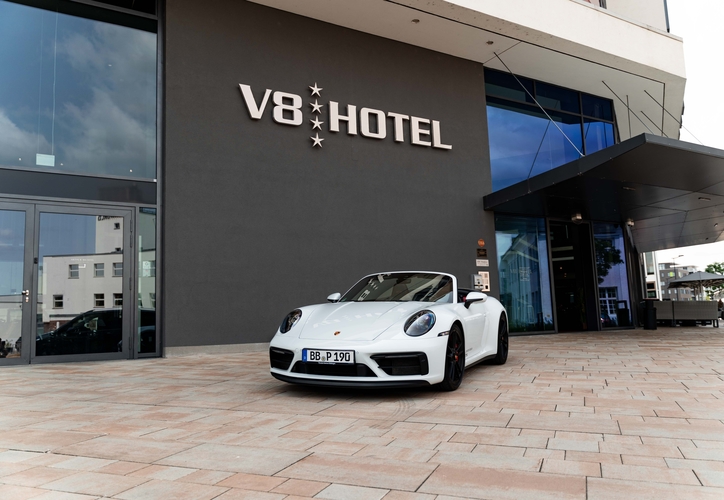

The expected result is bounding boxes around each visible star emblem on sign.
[309,82,323,97]
[310,117,323,130]
[310,100,323,113]
[311,133,324,148]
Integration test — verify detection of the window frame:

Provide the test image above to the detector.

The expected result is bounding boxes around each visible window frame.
[113,262,123,277]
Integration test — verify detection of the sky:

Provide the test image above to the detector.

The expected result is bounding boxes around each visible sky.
[654,0,724,270]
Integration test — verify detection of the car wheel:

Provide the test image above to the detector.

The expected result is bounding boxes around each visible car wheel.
[438,323,465,391]
[490,315,508,365]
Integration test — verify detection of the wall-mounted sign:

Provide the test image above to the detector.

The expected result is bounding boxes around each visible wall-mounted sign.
[476,259,489,267]
[472,272,490,292]
[239,83,452,150]
[476,248,487,258]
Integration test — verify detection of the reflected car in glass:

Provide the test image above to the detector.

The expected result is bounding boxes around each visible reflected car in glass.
[269,272,509,391]
[36,309,123,356]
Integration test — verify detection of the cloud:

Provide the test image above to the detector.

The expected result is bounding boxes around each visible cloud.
[0,109,50,167]
[53,20,157,176]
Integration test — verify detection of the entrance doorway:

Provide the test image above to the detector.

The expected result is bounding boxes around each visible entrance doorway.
[550,221,599,332]
[0,201,134,365]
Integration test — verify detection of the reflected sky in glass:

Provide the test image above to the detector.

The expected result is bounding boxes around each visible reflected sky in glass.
[0,1,156,179]
[488,102,583,191]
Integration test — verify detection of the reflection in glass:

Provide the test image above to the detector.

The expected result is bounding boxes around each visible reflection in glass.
[495,216,554,333]
[593,223,631,328]
[582,93,614,121]
[36,213,124,356]
[535,82,580,114]
[485,68,616,192]
[0,0,157,178]
[484,69,535,104]
[584,119,614,155]
[488,99,584,191]
[0,210,25,358]
[137,208,156,354]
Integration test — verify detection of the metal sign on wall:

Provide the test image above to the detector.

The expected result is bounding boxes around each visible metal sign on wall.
[238,82,452,150]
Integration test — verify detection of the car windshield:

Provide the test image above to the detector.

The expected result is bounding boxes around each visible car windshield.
[340,273,454,303]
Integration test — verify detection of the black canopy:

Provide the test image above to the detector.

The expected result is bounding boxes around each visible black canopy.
[484,134,724,252]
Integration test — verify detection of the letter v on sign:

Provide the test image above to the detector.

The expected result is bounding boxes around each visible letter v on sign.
[239,84,272,120]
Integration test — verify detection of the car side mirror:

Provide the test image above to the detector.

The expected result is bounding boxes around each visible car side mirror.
[327,292,341,303]
[464,291,487,309]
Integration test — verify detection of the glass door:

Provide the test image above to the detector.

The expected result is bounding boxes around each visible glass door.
[32,205,133,362]
[0,202,33,365]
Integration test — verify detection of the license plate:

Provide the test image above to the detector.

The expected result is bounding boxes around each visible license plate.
[302,349,355,364]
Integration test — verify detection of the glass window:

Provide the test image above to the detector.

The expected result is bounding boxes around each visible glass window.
[94,263,104,277]
[68,264,79,279]
[487,98,584,191]
[137,207,156,354]
[484,69,535,104]
[36,212,124,356]
[93,0,156,16]
[113,262,123,277]
[113,293,122,307]
[593,223,631,328]
[0,0,157,179]
[584,119,614,155]
[535,82,580,114]
[582,93,613,121]
[495,215,554,332]
[53,294,63,308]
[485,69,615,192]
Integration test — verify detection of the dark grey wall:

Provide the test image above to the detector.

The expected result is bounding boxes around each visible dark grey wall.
[164,0,496,347]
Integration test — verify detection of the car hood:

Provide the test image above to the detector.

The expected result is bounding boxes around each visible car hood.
[299,302,428,341]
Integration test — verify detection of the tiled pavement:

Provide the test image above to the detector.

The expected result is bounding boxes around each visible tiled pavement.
[0,327,723,499]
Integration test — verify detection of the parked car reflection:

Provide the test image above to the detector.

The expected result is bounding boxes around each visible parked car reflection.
[36,309,122,356]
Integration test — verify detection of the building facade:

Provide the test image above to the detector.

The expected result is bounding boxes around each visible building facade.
[4,0,720,365]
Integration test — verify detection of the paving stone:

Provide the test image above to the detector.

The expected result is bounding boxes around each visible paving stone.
[419,464,586,499]
[316,484,389,500]
[276,454,436,491]
[114,479,228,500]
[157,444,309,475]
[587,477,724,499]
[41,471,148,497]
[269,478,328,496]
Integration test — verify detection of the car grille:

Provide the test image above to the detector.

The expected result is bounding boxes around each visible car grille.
[291,361,377,377]
[269,347,294,370]
[371,352,429,376]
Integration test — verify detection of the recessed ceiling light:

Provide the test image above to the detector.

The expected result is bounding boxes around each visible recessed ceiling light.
[486,41,494,45]
[411,19,420,23]
[622,186,636,191]
[699,197,711,201]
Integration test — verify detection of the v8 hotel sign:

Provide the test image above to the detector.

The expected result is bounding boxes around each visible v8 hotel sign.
[239,83,452,150]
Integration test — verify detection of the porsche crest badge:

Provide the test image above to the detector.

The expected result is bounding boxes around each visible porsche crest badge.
[334,331,341,336]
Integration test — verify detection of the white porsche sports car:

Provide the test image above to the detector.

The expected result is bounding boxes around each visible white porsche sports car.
[269,271,508,391]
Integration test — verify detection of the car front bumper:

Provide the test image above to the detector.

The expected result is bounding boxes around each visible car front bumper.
[269,334,449,388]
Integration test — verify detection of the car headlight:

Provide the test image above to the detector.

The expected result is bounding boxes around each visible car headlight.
[280,309,302,333]
[404,310,436,337]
